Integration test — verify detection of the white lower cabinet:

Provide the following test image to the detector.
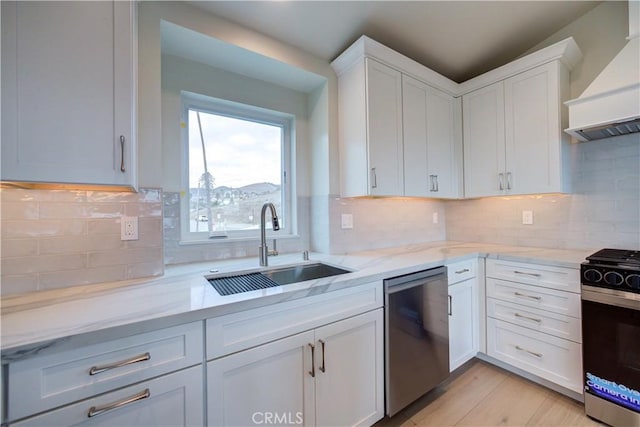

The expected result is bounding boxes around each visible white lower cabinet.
[447,259,479,371]
[448,279,479,371]
[485,259,582,394]
[207,309,384,427]
[10,366,204,427]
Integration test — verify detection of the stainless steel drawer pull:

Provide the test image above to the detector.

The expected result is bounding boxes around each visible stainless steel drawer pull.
[371,168,377,189]
[88,388,150,418]
[89,352,150,376]
[515,345,543,358]
[515,312,542,323]
[448,295,453,316]
[455,268,470,274]
[319,339,326,373]
[514,270,542,277]
[119,135,126,173]
[514,292,542,301]
[308,343,316,378]
[498,173,504,191]
[506,172,512,190]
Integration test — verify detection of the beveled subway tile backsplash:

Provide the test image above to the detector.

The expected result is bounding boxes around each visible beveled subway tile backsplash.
[0,188,164,296]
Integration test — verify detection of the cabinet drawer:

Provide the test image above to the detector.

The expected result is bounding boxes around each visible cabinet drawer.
[487,298,581,343]
[447,259,477,285]
[486,259,580,293]
[486,278,580,318]
[10,365,204,427]
[487,318,582,393]
[7,322,203,421]
[206,281,383,360]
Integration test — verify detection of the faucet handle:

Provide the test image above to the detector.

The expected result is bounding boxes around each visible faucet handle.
[269,239,279,257]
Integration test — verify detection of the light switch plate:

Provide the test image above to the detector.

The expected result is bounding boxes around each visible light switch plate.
[522,210,534,225]
[341,213,354,229]
[121,216,139,240]
[432,212,439,224]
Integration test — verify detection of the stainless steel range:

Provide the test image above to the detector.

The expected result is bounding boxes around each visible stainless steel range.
[581,248,640,427]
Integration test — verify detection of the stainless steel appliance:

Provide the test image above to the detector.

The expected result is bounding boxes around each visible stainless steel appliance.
[581,249,640,427]
[384,267,449,416]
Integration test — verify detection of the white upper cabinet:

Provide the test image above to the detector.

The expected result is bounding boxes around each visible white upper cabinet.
[463,82,506,198]
[403,75,462,198]
[1,1,136,189]
[366,59,404,196]
[463,57,575,198]
[332,37,462,198]
[334,57,404,197]
[504,62,569,195]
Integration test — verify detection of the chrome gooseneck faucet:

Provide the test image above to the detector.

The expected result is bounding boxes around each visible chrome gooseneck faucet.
[259,202,280,266]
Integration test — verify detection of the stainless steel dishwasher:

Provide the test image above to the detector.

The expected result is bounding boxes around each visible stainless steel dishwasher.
[384,266,449,416]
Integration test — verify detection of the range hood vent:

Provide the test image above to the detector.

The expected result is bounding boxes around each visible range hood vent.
[565,2,640,142]
[572,117,640,142]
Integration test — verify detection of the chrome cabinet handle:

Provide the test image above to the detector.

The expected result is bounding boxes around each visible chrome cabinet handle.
[515,312,542,323]
[119,135,126,173]
[506,172,512,190]
[514,270,542,278]
[448,295,452,316]
[515,345,543,358]
[498,173,504,190]
[88,388,150,418]
[371,168,377,189]
[89,352,150,376]
[319,339,326,373]
[429,175,438,192]
[308,343,316,378]
[455,268,470,274]
[514,292,542,301]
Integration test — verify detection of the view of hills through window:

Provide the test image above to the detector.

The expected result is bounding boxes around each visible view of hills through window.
[188,109,283,234]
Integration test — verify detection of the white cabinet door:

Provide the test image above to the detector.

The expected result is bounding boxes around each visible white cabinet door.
[504,61,567,195]
[10,366,204,427]
[315,309,384,427]
[366,58,404,196]
[207,330,316,427]
[1,1,136,188]
[403,75,461,199]
[462,81,506,198]
[448,279,479,371]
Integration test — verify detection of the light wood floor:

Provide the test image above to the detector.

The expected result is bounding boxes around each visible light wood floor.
[376,359,602,427]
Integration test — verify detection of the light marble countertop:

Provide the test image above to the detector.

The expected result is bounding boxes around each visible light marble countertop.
[0,241,591,360]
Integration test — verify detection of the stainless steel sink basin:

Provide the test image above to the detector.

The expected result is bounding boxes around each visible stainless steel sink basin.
[207,263,351,295]
[262,262,351,285]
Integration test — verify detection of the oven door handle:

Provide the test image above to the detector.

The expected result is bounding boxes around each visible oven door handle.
[582,286,640,311]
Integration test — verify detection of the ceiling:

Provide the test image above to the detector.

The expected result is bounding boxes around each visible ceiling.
[185,0,601,83]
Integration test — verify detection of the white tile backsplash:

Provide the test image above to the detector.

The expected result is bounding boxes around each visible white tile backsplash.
[0,188,164,296]
[446,135,640,250]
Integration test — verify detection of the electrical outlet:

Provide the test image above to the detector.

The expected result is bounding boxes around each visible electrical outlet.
[522,210,534,225]
[432,212,439,224]
[341,213,354,229]
[121,216,139,240]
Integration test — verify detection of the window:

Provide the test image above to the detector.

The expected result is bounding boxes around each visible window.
[181,92,293,241]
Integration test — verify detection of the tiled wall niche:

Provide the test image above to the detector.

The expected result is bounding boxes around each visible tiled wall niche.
[0,188,164,296]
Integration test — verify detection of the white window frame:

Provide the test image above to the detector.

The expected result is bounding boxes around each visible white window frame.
[180,91,294,243]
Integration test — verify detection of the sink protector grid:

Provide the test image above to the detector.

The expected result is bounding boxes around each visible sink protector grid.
[208,273,280,296]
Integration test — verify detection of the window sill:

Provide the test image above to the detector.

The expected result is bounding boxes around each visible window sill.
[178,234,301,246]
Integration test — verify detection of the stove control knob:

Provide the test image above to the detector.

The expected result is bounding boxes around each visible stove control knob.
[583,269,602,283]
[604,271,624,287]
[626,274,640,290]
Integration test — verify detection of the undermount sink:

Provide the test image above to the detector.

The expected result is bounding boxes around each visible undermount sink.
[262,262,350,285]
[207,263,351,296]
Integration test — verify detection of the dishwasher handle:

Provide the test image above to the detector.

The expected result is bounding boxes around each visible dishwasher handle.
[384,267,447,294]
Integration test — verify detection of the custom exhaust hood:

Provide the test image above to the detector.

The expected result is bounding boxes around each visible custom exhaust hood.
[565,1,640,142]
